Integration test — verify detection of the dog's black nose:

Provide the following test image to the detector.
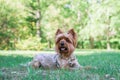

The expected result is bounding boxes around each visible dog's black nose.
[60,41,64,46]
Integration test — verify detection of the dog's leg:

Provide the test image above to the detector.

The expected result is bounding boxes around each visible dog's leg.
[68,59,83,70]
[29,60,41,69]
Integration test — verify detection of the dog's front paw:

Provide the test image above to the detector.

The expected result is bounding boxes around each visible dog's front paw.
[31,61,41,69]
[69,62,76,67]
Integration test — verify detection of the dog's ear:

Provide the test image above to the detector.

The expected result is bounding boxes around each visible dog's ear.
[56,29,63,36]
[68,29,77,47]
[68,29,77,39]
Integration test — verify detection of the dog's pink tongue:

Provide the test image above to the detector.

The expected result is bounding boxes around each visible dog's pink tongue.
[61,48,65,50]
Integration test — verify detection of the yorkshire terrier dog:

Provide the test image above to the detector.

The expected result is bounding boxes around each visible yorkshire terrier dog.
[30,29,82,70]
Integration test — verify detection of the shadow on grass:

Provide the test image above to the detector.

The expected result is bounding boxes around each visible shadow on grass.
[0,51,120,80]
[0,55,32,80]
[0,55,32,68]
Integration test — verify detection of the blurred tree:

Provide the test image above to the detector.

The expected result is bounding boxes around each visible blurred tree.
[79,0,120,49]
[26,0,41,38]
[0,0,26,49]
[0,0,120,50]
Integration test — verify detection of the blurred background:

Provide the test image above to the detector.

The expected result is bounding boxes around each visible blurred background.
[0,0,120,50]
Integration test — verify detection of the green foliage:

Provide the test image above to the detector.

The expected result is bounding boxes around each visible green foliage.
[16,37,46,50]
[0,0,120,50]
[0,0,26,50]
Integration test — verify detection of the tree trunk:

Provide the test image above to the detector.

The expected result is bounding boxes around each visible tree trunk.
[48,40,51,48]
[36,0,41,38]
[106,12,111,50]
[81,41,84,49]
[36,11,41,37]
[89,36,94,49]
[106,28,111,50]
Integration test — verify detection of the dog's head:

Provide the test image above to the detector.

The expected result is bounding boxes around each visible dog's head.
[55,29,77,58]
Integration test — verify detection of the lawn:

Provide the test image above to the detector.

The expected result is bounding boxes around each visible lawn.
[0,50,120,80]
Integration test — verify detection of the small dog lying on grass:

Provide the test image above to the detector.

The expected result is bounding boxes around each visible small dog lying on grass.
[30,29,82,70]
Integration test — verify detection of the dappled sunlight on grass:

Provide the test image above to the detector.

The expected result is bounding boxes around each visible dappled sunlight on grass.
[0,50,120,80]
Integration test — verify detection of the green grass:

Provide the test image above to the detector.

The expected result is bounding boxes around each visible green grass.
[0,50,120,80]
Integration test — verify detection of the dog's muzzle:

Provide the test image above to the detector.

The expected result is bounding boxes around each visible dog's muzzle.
[59,47,68,53]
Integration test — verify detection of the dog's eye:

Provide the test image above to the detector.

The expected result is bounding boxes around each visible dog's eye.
[56,37,62,43]
[66,38,71,43]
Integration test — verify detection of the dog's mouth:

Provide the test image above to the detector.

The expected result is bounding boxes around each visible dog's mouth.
[59,47,68,52]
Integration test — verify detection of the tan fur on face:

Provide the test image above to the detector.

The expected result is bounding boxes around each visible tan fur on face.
[55,29,77,58]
